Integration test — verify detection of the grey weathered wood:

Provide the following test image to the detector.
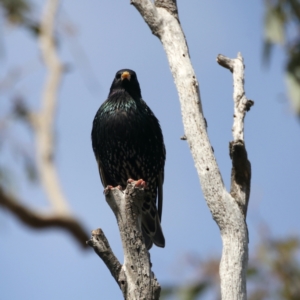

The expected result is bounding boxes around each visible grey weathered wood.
[217,53,253,217]
[88,182,160,300]
[130,1,252,299]
[87,228,122,284]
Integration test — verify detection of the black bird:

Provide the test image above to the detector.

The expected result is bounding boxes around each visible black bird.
[91,69,166,249]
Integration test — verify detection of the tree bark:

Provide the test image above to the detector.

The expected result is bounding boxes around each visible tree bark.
[130,1,252,299]
[88,181,160,300]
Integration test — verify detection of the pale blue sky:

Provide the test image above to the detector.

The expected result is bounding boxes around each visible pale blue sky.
[1,1,299,299]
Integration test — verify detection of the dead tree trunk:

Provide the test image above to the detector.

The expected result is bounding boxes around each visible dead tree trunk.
[88,182,161,300]
[89,1,253,299]
[131,1,253,299]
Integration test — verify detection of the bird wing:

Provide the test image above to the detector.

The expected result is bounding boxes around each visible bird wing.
[157,171,163,222]
[96,156,108,187]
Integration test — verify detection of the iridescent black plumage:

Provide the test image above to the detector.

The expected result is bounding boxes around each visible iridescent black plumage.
[91,69,166,249]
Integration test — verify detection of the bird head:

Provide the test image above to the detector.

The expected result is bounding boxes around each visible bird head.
[109,69,142,99]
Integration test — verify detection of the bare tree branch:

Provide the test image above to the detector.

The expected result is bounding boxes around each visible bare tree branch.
[87,229,122,284]
[130,1,251,299]
[88,182,161,300]
[155,0,178,20]
[0,0,91,250]
[217,53,253,217]
[0,186,89,248]
[27,0,69,215]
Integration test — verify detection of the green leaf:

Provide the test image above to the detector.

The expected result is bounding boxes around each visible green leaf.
[264,6,285,45]
[160,285,177,299]
[0,0,31,24]
[286,71,300,117]
[247,266,259,277]
[179,282,209,300]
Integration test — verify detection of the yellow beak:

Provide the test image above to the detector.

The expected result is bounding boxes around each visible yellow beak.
[121,71,131,81]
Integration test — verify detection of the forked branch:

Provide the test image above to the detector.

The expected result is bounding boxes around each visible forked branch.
[130,1,252,299]
[217,53,253,217]
[88,182,160,300]
[0,0,89,249]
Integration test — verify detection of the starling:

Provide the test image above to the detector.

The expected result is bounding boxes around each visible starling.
[91,69,166,249]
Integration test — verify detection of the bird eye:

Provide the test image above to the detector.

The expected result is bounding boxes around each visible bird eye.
[131,73,136,79]
[116,73,121,79]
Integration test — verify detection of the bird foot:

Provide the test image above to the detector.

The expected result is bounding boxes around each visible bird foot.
[128,178,147,189]
[104,185,113,195]
[136,179,147,188]
[104,185,123,195]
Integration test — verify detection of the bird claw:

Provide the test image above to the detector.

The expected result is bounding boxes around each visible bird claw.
[136,179,147,188]
[104,185,113,195]
[128,178,147,189]
[104,185,123,195]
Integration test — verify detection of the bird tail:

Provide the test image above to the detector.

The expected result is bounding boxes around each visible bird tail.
[141,208,165,250]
